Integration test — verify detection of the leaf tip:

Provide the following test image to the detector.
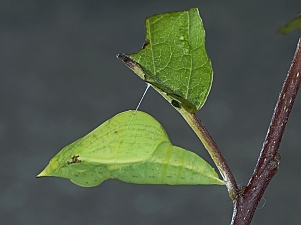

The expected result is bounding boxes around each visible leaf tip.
[117,53,136,69]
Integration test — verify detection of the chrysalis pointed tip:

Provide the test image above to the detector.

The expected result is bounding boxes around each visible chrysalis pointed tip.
[36,168,48,178]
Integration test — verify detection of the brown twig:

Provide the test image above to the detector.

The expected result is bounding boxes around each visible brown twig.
[231,38,301,225]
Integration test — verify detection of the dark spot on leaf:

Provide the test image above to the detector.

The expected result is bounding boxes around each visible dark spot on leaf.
[171,100,180,108]
[142,39,150,49]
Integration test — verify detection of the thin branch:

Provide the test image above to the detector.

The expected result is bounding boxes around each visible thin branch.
[231,37,301,225]
[180,112,238,200]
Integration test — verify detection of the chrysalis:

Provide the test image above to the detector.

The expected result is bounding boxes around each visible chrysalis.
[37,111,225,187]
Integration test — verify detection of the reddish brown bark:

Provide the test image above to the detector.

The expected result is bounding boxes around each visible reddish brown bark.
[231,38,301,225]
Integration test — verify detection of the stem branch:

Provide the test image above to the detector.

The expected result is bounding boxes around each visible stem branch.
[231,37,301,224]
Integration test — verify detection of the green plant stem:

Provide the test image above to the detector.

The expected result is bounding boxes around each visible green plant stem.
[231,37,301,225]
[137,80,239,199]
[179,111,238,200]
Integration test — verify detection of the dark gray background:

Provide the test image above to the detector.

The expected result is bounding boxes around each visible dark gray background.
[1,0,301,224]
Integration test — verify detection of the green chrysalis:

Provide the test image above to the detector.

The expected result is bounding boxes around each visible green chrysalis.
[37,111,225,187]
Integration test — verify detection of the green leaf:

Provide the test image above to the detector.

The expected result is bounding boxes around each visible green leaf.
[37,111,225,187]
[277,13,301,35]
[118,8,212,113]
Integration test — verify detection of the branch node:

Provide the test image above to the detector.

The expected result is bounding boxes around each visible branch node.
[269,152,281,171]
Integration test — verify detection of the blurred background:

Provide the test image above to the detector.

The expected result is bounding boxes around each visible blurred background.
[1,0,301,224]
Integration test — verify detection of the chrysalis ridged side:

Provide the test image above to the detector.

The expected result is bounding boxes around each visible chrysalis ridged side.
[113,142,224,185]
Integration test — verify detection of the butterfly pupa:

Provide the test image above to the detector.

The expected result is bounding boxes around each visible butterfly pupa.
[37,111,225,187]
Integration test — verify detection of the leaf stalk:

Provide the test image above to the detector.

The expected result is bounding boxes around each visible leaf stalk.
[179,111,238,200]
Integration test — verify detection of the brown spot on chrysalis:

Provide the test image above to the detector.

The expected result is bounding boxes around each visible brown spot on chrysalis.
[67,155,82,165]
